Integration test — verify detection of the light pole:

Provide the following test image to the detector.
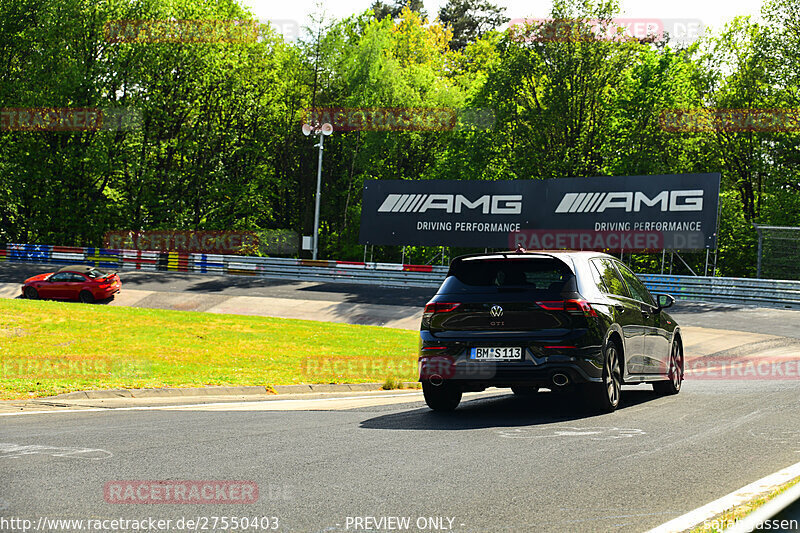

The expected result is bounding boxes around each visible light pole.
[302,121,333,260]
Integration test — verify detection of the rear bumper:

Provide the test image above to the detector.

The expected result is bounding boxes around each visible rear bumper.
[418,335,605,389]
[94,286,121,299]
[419,358,603,390]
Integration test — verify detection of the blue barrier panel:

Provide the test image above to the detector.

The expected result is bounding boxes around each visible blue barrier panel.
[99,248,122,269]
[194,254,225,273]
[8,244,50,262]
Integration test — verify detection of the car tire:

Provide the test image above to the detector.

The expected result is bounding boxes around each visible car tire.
[582,339,622,413]
[511,386,539,396]
[24,287,39,300]
[79,290,95,304]
[653,338,683,395]
[422,381,462,411]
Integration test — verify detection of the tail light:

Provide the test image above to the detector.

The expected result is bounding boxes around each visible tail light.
[536,299,598,317]
[99,274,118,287]
[99,276,117,288]
[536,301,565,311]
[423,302,461,314]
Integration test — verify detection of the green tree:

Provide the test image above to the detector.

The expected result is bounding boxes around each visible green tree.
[438,0,508,51]
[369,0,426,21]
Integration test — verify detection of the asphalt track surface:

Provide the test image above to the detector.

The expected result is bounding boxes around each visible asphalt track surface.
[3,262,800,532]
[3,382,800,532]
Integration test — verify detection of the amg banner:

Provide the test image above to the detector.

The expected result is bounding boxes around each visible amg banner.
[359,173,720,250]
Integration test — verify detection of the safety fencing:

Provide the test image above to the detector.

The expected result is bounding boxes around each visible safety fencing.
[3,243,800,308]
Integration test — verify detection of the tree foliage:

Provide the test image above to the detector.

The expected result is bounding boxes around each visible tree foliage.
[438,0,508,51]
[1,0,799,277]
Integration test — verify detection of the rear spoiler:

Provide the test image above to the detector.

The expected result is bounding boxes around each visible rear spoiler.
[447,251,570,277]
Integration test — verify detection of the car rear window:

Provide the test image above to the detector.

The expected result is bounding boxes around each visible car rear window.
[441,257,574,294]
[85,269,106,279]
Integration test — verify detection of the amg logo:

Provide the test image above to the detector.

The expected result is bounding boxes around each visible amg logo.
[378,194,522,214]
[555,190,704,213]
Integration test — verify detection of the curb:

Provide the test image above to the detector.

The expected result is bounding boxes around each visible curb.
[646,459,800,533]
[725,479,800,533]
[48,382,421,400]
[272,383,411,394]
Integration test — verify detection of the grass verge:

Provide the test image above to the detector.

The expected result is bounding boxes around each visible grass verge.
[0,299,419,400]
[688,475,800,533]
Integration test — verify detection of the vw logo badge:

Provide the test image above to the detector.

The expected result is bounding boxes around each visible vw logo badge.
[490,305,504,317]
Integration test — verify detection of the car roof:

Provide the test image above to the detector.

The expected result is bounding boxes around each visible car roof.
[453,250,615,262]
[56,265,99,273]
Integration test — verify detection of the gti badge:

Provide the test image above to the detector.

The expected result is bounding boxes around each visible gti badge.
[490,305,504,317]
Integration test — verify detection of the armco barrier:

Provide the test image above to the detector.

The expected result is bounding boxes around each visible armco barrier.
[3,243,800,307]
[3,243,447,289]
[639,274,800,309]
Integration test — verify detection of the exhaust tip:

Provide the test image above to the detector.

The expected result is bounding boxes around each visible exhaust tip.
[429,374,444,386]
[552,373,570,387]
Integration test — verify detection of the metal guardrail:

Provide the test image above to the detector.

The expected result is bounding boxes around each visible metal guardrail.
[3,243,800,307]
[0,243,447,289]
[639,274,800,309]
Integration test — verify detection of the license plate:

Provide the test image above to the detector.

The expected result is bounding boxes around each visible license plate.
[469,347,523,361]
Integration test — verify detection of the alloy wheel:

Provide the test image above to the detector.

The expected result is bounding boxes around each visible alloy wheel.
[669,342,684,391]
[605,345,621,408]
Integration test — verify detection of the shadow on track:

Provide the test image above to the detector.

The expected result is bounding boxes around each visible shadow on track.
[121,272,294,291]
[299,284,434,306]
[0,262,53,282]
[360,388,663,431]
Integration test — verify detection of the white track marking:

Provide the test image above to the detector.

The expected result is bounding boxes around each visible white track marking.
[497,427,646,440]
[645,459,800,533]
[0,443,112,459]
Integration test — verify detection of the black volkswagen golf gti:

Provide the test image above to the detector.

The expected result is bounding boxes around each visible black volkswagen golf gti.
[418,250,684,412]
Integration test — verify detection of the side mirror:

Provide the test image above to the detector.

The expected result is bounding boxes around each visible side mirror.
[655,293,675,309]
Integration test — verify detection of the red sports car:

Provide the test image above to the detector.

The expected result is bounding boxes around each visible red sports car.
[22,265,122,303]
